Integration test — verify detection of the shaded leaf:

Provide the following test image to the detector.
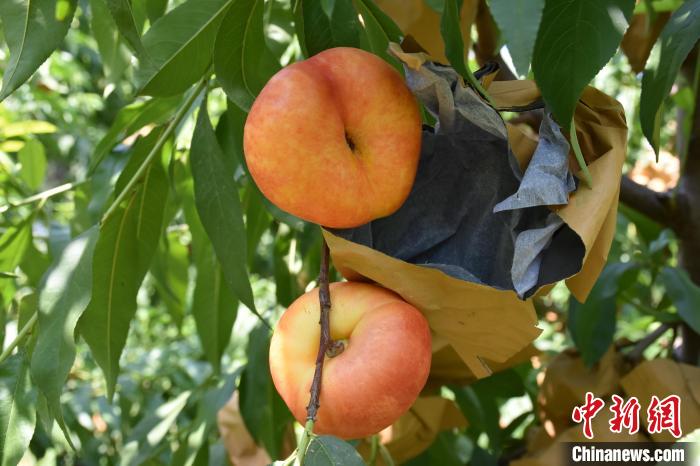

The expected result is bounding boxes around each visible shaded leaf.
[239,325,293,459]
[660,267,700,334]
[150,230,190,325]
[190,98,257,316]
[294,0,361,57]
[355,0,403,67]
[136,0,231,96]
[304,436,365,466]
[18,138,47,190]
[640,0,700,153]
[0,352,37,466]
[78,132,169,399]
[489,0,544,77]
[90,0,131,84]
[0,0,77,101]
[532,0,634,127]
[104,0,148,58]
[31,227,98,440]
[569,262,639,366]
[120,391,192,466]
[213,0,280,111]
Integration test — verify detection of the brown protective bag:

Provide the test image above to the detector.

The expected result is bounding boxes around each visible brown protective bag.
[324,49,627,379]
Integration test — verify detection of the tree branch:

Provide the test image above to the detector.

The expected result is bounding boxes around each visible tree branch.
[619,176,677,229]
[626,323,672,363]
[306,238,332,422]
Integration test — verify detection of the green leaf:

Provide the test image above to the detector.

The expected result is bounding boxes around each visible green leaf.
[190,98,258,317]
[18,138,47,190]
[0,120,57,138]
[304,436,366,466]
[90,0,131,84]
[0,0,77,101]
[136,0,231,96]
[404,431,472,466]
[90,95,182,173]
[0,216,33,274]
[244,185,271,266]
[104,0,148,58]
[440,0,493,104]
[488,0,544,77]
[532,0,634,128]
[273,233,297,307]
[640,0,700,154]
[355,0,403,67]
[150,231,190,325]
[239,325,293,459]
[569,262,638,366]
[119,391,192,466]
[30,227,98,440]
[0,352,37,466]
[78,132,169,399]
[213,0,281,112]
[660,267,700,334]
[294,0,362,57]
[192,254,238,373]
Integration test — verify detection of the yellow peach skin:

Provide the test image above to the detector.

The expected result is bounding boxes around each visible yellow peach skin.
[244,47,422,228]
[269,282,432,439]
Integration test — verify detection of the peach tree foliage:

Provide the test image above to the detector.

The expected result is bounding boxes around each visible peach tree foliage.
[0,0,699,465]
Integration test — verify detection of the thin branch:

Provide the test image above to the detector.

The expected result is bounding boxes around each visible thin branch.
[100,77,208,226]
[0,312,38,364]
[619,176,677,229]
[297,238,335,465]
[627,323,672,363]
[0,180,87,215]
[306,239,332,421]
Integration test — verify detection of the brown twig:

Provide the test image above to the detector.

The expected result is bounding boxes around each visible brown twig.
[306,239,332,421]
[627,323,672,363]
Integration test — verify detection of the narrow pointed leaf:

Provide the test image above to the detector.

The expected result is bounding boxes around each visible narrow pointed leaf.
[0,0,77,101]
[0,217,33,273]
[31,227,98,437]
[0,352,37,466]
[104,0,148,58]
[660,267,700,334]
[355,0,403,67]
[489,0,544,77]
[190,99,258,317]
[136,0,232,96]
[78,133,169,398]
[532,0,634,128]
[18,138,47,190]
[640,0,700,154]
[294,0,361,57]
[213,0,280,111]
[119,391,192,466]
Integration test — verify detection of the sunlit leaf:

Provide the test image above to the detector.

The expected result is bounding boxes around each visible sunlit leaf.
[78,132,169,399]
[18,138,47,190]
[213,0,280,111]
[190,98,258,317]
[31,227,98,443]
[136,0,231,96]
[489,0,544,77]
[0,120,57,138]
[532,0,634,128]
[0,0,77,101]
[640,0,700,153]
[0,351,37,466]
[0,216,33,274]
